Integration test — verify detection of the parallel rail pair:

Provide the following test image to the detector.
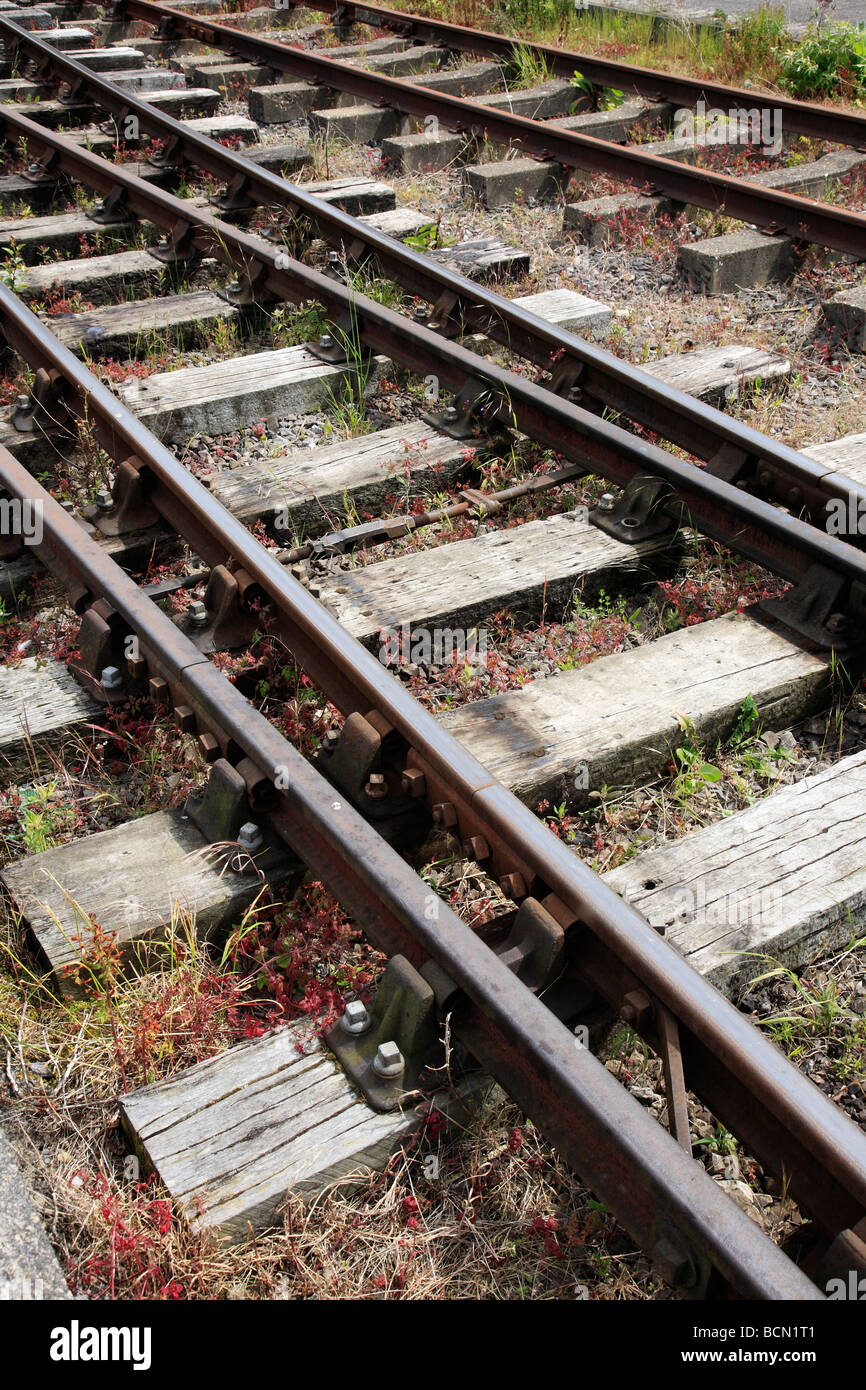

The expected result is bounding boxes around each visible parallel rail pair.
[1,9,866,1297]
[68,0,866,256]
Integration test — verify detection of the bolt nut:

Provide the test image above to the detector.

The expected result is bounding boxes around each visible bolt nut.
[237,822,263,853]
[198,731,220,762]
[365,772,389,800]
[432,801,458,828]
[372,1041,404,1078]
[318,333,334,349]
[401,768,426,798]
[96,488,113,512]
[188,600,208,626]
[322,729,340,752]
[653,1236,697,1290]
[442,405,459,422]
[341,1000,371,1035]
[499,872,527,900]
[463,835,490,861]
[597,492,616,513]
[827,612,847,633]
[100,665,122,691]
[620,989,653,1031]
[16,394,30,412]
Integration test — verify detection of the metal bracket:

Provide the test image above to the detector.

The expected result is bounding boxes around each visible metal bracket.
[90,456,160,536]
[493,897,565,994]
[213,173,257,218]
[88,185,134,226]
[220,259,276,310]
[22,152,62,190]
[656,1004,691,1152]
[185,757,249,843]
[68,601,127,704]
[546,358,585,401]
[191,564,261,652]
[704,441,756,487]
[325,954,444,1112]
[184,757,295,876]
[421,376,512,441]
[58,76,89,108]
[304,312,372,366]
[316,710,429,848]
[8,367,68,437]
[589,474,680,545]
[760,564,866,653]
[149,216,198,268]
[156,14,179,40]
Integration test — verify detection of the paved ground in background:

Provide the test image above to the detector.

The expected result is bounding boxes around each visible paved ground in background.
[0,1123,72,1300]
[722,0,864,19]
[601,1,866,22]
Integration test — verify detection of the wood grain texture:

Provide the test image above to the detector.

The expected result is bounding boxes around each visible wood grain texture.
[317,508,670,643]
[121,1024,487,1239]
[605,750,866,990]
[439,611,829,807]
[207,420,476,534]
[640,344,790,405]
[49,290,235,356]
[118,347,386,441]
[0,656,99,769]
[2,807,295,992]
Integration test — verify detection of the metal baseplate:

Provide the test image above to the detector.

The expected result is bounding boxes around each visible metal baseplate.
[316,710,430,848]
[589,473,681,545]
[184,757,302,879]
[760,564,866,654]
[327,897,568,1111]
[421,375,513,442]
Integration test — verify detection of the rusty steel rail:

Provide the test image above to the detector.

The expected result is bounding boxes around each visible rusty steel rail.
[0,443,828,1301]
[1,23,863,526]
[4,110,866,621]
[15,3,866,257]
[3,276,866,1283]
[261,0,866,150]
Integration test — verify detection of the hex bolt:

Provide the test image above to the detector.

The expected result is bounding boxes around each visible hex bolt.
[597,493,616,513]
[499,871,527,900]
[188,600,208,626]
[16,394,30,412]
[401,768,426,798]
[757,468,773,489]
[96,488,113,512]
[442,405,459,422]
[620,988,653,1031]
[318,333,334,350]
[432,801,458,828]
[463,835,490,862]
[365,772,389,800]
[198,732,220,762]
[372,1040,404,1078]
[653,1236,697,1290]
[341,999,371,1035]
[238,822,263,854]
[322,729,340,753]
[100,665,122,691]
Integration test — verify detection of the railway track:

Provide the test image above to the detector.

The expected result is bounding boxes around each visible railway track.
[0,1,865,1305]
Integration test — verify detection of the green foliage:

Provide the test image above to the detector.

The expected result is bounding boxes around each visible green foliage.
[780,22,866,99]
[501,0,573,28]
[1,242,27,292]
[508,41,552,89]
